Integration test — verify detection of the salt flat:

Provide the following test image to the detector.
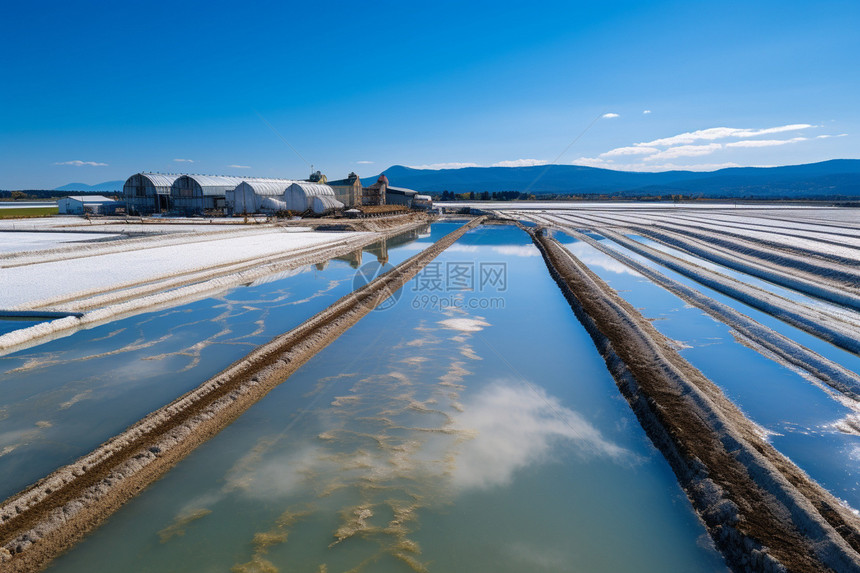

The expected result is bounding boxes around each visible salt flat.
[0,232,122,253]
[0,229,368,309]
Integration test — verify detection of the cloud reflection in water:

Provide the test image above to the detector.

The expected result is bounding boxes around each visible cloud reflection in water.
[450,381,632,489]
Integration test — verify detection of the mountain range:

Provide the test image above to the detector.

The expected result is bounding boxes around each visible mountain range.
[47,159,860,199]
[54,180,125,192]
[371,159,860,198]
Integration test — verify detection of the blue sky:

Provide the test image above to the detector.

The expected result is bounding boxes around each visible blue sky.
[2,0,858,189]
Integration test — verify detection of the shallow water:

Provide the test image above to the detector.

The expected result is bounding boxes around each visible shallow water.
[629,234,860,326]
[556,233,860,510]
[0,224,453,500]
[47,225,726,573]
[0,317,46,336]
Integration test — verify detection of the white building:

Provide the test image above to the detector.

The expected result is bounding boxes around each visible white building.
[58,195,123,215]
[311,195,344,215]
[123,173,180,215]
[171,175,244,216]
[285,182,339,213]
[229,179,298,215]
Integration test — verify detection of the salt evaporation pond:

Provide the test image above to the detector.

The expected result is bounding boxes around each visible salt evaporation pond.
[628,234,860,326]
[0,224,456,500]
[46,225,726,572]
[555,233,860,510]
[0,231,121,253]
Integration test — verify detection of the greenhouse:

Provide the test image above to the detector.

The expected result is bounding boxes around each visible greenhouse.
[122,173,180,215]
[228,179,298,215]
[170,175,244,216]
[285,182,337,213]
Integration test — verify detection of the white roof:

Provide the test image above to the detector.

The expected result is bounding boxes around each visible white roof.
[138,173,182,187]
[312,195,344,213]
[313,195,344,208]
[235,179,301,197]
[63,195,117,203]
[287,182,335,197]
[180,174,246,187]
[387,186,418,196]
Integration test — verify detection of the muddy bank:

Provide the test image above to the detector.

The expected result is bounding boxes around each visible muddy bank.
[527,227,860,572]
[0,217,481,573]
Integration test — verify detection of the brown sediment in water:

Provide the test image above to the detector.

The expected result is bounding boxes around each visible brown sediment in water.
[157,508,212,543]
[0,217,484,573]
[527,226,860,572]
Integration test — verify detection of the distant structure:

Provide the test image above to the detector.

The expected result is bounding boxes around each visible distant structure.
[170,175,244,216]
[285,182,342,213]
[363,174,388,206]
[413,194,433,210]
[58,195,123,215]
[307,170,327,184]
[328,172,363,207]
[311,195,344,215]
[123,173,180,215]
[227,179,343,215]
[120,170,413,216]
[386,186,419,208]
[229,179,298,215]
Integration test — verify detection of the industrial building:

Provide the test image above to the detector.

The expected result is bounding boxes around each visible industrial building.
[227,180,343,215]
[170,175,244,216]
[119,170,432,217]
[327,173,363,207]
[229,179,297,215]
[413,194,433,210]
[122,173,180,215]
[285,182,340,213]
[311,195,344,214]
[386,186,419,208]
[58,195,124,215]
[363,175,388,206]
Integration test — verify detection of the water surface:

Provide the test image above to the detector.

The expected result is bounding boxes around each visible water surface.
[47,225,726,573]
[0,225,449,499]
[556,233,860,510]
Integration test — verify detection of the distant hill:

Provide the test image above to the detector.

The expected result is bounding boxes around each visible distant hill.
[371,159,860,198]
[55,180,124,192]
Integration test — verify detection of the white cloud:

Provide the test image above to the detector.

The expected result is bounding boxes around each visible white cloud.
[408,162,480,170]
[173,158,194,163]
[450,381,631,489]
[573,156,740,172]
[491,245,540,257]
[491,158,548,167]
[228,164,251,169]
[572,156,612,169]
[355,160,374,164]
[643,110,652,114]
[816,133,849,139]
[600,146,659,157]
[602,112,620,119]
[53,160,108,167]
[644,143,723,161]
[640,161,741,171]
[636,123,813,148]
[725,137,807,148]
